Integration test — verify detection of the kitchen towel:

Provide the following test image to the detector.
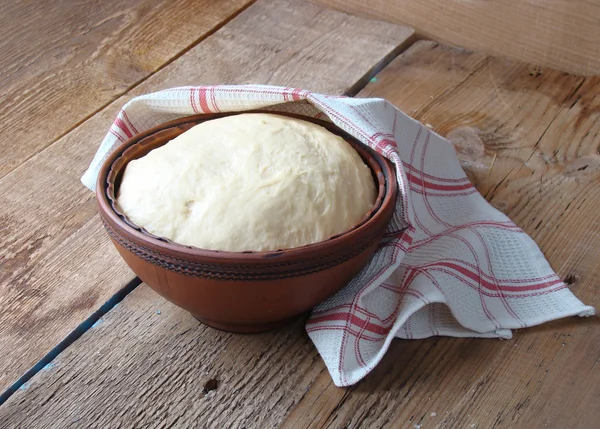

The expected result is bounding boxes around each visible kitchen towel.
[82,85,595,387]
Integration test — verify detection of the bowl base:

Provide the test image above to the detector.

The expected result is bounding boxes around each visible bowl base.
[191,313,301,334]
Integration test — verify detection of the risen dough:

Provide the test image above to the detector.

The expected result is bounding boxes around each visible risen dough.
[117,113,376,252]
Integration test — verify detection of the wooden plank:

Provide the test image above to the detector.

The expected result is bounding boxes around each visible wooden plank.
[0,0,413,392]
[0,0,253,179]
[311,0,600,76]
[3,40,598,428]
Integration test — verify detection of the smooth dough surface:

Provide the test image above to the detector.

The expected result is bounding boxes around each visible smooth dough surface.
[117,113,376,252]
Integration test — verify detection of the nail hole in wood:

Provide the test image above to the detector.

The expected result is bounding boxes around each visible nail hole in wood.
[564,275,579,286]
[203,379,219,395]
[529,67,542,78]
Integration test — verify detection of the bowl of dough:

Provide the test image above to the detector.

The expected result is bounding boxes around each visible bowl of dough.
[96,112,397,333]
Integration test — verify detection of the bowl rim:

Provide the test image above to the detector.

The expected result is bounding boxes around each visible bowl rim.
[96,111,398,263]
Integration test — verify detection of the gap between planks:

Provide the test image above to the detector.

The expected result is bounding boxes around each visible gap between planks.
[0,278,141,406]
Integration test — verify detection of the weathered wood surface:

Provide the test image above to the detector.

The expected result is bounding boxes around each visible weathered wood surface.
[0,0,413,393]
[1,287,323,428]
[3,41,598,428]
[312,0,600,76]
[0,0,254,179]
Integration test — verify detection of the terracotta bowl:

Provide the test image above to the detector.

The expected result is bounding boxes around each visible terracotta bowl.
[96,112,398,333]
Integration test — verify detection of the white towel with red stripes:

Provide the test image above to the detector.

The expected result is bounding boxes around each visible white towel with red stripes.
[82,85,594,387]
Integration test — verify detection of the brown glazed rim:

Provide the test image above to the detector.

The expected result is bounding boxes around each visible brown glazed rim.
[96,111,398,273]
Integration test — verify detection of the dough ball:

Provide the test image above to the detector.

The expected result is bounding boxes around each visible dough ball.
[117,113,376,252]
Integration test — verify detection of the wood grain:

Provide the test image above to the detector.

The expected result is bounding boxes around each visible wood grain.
[0,287,328,428]
[3,40,598,429]
[0,0,254,179]
[0,0,413,393]
[312,0,600,76]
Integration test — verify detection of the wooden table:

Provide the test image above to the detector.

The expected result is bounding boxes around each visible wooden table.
[0,1,598,427]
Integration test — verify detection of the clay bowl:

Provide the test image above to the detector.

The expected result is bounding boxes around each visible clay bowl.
[96,111,398,333]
